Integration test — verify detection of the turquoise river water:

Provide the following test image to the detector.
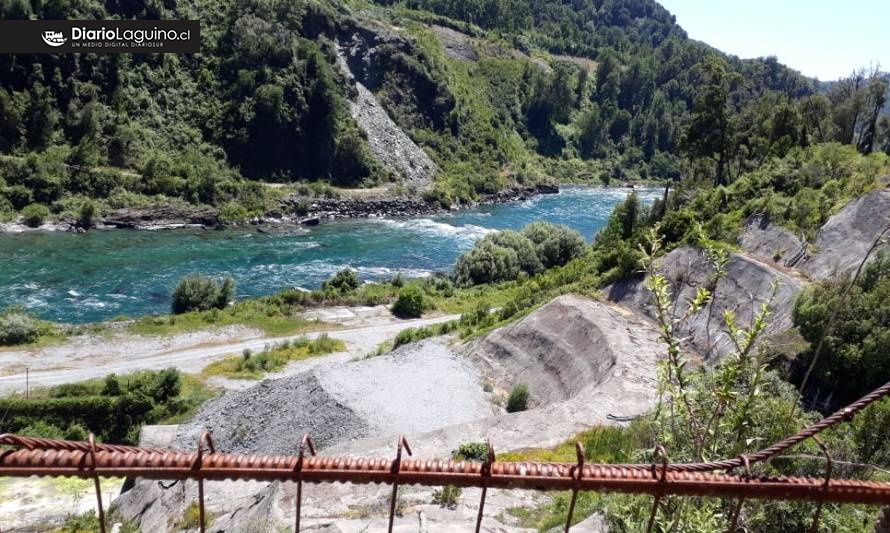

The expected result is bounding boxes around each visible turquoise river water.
[0,187,659,324]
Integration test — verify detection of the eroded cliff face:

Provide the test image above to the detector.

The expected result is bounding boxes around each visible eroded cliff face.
[606,246,806,360]
[334,23,449,190]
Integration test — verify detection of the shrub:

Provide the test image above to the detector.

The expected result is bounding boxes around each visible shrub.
[323,269,359,293]
[452,442,489,461]
[78,199,97,228]
[506,383,530,412]
[453,224,585,286]
[20,203,49,227]
[453,229,544,286]
[391,285,426,318]
[521,222,586,268]
[171,275,235,314]
[432,485,462,508]
[0,309,39,345]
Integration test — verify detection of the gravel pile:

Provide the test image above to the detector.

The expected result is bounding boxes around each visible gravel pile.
[175,372,370,455]
[318,339,491,436]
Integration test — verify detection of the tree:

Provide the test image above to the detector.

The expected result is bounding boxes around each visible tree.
[857,76,889,154]
[683,57,736,186]
[520,222,586,268]
[170,275,235,314]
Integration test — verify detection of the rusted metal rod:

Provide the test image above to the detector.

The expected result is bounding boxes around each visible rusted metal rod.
[2,445,889,505]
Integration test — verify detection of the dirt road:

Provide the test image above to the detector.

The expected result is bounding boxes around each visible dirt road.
[0,309,459,395]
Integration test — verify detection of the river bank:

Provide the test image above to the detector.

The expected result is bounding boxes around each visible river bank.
[0,183,564,234]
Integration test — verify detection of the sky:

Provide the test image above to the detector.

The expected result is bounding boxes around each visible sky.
[658,0,889,81]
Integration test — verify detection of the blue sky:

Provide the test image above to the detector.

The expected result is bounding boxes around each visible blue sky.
[658,0,889,81]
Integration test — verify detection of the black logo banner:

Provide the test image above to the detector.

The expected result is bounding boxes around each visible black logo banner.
[0,20,200,53]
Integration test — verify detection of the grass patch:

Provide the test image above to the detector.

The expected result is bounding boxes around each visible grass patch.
[498,423,655,531]
[201,334,346,379]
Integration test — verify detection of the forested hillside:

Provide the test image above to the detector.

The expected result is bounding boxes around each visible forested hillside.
[0,0,888,222]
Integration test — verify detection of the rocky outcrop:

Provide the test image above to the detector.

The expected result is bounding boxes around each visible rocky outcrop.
[116,297,659,531]
[738,214,806,267]
[431,25,480,61]
[606,246,805,360]
[799,189,890,280]
[101,205,219,229]
[472,294,657,406]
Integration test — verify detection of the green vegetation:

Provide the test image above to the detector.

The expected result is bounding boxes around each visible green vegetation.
[505,383,530,412]
[453,222,585,286]
[323,269,360,293]
[452,441,490,461]
[391,285,428,318]
[0,306,61,346]
[53,510,138,533]
[200,334,345,379]
[20,202,49,227]
[171,274,236,314]
[392,319,459,349]
[0,307,38,345]
[3,0,885,225]
[794,253,890,404]
[0,369,215,444]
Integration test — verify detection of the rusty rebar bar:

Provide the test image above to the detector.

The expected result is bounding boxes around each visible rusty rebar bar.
[2,443,889,505]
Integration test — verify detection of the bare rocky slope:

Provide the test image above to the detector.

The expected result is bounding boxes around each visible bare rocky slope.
[115,295,662,532]
[737,214,806,267]
[798,189,890,280]
[606,246,806,360]
[336,26,440,189]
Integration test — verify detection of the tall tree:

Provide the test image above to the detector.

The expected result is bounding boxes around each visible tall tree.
[683,57,736,186]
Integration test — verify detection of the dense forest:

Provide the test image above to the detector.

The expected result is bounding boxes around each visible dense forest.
[1,0,887,223]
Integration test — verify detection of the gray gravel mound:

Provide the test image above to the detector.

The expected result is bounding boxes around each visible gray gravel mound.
[318,339,492,436]
[175,372,371,454]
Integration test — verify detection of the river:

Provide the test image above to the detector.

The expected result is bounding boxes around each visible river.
[0,187,659,324]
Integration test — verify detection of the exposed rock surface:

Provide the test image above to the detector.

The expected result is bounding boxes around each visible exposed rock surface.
[473,294,642,405]
[738,214,806,267]
[431,25,480,61]
[337,27,440,189]
[101,204,220,229]
[606,246,805,360]
[799,189,890,280]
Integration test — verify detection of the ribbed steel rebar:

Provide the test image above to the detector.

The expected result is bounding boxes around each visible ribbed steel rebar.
[1,445,889,505]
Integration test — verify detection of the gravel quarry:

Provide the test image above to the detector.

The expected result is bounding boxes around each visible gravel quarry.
[115,295,665,532]
[173,339,492,456]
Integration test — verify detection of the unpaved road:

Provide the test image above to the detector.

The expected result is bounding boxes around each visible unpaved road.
[0,310,459,395]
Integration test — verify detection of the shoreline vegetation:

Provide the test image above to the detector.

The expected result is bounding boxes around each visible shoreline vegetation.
[0,181,672,234]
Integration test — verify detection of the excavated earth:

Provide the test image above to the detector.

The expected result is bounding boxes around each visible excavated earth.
[115,295,663,532]
[606,246,806,360]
